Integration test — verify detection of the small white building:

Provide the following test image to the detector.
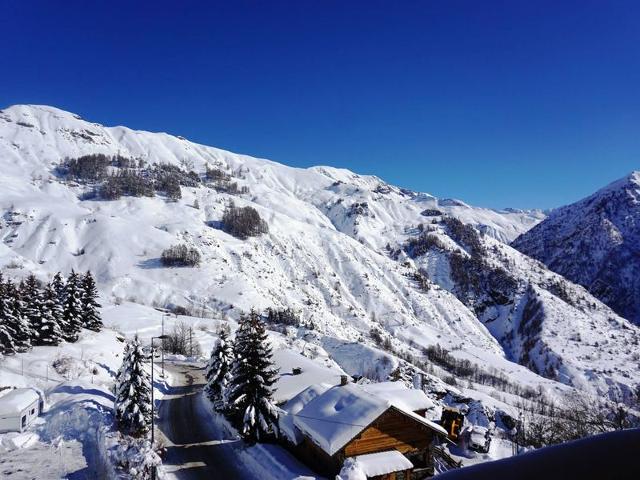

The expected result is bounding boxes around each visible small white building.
[0,388,42,433]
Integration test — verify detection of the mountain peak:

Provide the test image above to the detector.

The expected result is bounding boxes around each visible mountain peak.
[3,103,82,119]
[513,169,640,325]
[627,170,640,185]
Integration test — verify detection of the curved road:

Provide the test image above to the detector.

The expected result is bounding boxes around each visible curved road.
[156,362,253,479]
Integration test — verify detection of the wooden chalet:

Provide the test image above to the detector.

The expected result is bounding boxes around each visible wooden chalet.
[279,381,448,479]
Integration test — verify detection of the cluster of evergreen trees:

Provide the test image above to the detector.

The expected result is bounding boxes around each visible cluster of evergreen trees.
[160,244,201,267]
[58,154,203,201]
[0,270,102,355]
[221,201,269,240]
[205,311,279,443]
[265,307,302,327]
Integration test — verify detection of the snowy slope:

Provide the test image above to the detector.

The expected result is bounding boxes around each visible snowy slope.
[512,172,640,325]
[0,104,638,407]
[393,218,640,402]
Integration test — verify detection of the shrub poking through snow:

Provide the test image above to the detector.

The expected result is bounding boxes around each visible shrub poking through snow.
[161,321,202,357]
[226,310,279,443]
[106,431,162,480]
[115,336,152,437]
[204,329,234,411]
[160,244,201,267]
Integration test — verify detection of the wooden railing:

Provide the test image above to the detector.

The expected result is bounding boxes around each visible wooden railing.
[433,445,463,471]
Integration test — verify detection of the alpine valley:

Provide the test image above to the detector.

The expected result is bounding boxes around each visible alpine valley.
[0,104,638,478]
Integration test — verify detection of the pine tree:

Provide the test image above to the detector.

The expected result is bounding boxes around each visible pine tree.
[4,279,31,351]
[226,311,279,443]
[113,342,131,392]
[62,270,83,342]
[204,330,234,411]
[80,271,102,331]
[51,272,66,303]
[37,283,64,346]
[21,275,44,345]
[0,279,18,355]
[114,336,152,437]
[50,272,69,334]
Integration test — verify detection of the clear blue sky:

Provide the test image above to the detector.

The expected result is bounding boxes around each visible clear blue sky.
[2,1,639,209]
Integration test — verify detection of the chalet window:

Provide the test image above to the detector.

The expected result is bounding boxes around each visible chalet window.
[21,415,26,428]
[31,408,35,415]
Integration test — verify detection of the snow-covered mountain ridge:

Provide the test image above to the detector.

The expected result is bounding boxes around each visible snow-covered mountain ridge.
[512,172,640,326]
[0,104,638,405]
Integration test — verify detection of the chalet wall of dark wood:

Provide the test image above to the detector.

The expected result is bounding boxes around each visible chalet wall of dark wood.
[288,436,342,477]
[344,407,434,457]
[284,405,441,478]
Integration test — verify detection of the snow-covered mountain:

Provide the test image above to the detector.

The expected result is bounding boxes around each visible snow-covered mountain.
[512,172,640,326]
[1,104,638,405]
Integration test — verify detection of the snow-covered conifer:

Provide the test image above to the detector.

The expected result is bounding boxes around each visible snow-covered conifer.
[50,272,69,334]
[37,282,65,346]
[226,311,279,443]
[204,329,234,411]
[62,270,83,342]
[0,277,18,355]
[113,341,131,392]
[114,336,152,437]
[51,272,66,303]
[4,279,32,351]
[80,271,102,331]
[21,275,44,345]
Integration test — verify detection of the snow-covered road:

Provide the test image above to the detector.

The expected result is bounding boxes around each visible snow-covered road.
[156,361,321,480]
[157,362,253,479]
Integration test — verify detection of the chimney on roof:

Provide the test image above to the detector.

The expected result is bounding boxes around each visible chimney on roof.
[340,375,349,386]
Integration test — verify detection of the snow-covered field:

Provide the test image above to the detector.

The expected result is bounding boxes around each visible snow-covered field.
[0,326,122,478]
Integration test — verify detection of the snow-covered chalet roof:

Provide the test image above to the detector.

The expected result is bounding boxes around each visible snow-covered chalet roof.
[353,450,413,477]
[0,389,40,416]
[279,383,333,444]
[361,381,435,412]
[292,382,446,456]
[272,349,345,404]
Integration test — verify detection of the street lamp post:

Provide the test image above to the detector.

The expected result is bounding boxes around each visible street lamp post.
[161,314,166,378]
[150,335,168,480]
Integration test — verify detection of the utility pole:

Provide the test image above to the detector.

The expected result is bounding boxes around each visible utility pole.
[161,314,165,378]
[149,335,167,480]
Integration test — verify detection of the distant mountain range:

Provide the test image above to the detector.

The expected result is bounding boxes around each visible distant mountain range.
[513,172,640,326]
